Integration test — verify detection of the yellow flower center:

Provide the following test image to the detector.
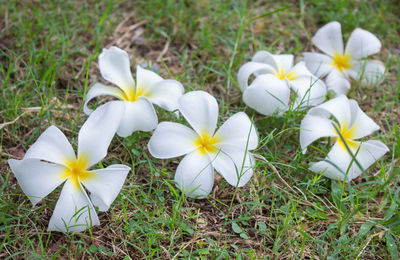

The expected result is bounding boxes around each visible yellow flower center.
[194,133,219,154]
[332,53,352,72]
[124,86,149,102]
[334,123,358,151]
[62,155,94,189]
[275,67,296,81]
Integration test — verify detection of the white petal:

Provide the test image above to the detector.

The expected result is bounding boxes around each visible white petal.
[353,140,389,179]
[303,52,333,77]
[214,112,258,150]
[78,101,125,167]
[351,60,385,85]
[308,95,351,127]
[310,140,388,181]
[312,21,344,56]
[136,65,163,92]
[24,125,75,165]
[290,76,326,109]
[242,74,290,116]
[83,83,126,115]
[345,67,358,80]
[237,61,275,91]
[348,99,380,139]
[148,122,198,159]
[290,61,314,78]
[48,180,99,233]
[252,51,278,69]
[81,164,130,212]
[116,99,158,137]
[178,91,218,136]
[309,141,354,181]
[211,144,255,187]
[146,79,184,111]
[272,54,294,73]
[8,158,67,206]
[325,70,351,96]
[174,150,214,199]
[252,51,294,73]
[345,28,382,59]
[98,46,135,96]
[299,114,337,152]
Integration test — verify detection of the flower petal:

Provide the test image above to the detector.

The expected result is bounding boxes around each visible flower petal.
[303,52,333,77]
[237,61,275,91]
[83,83,126,115]
[146,79,184,111]
[148,122,198,159]
[178,91,218,136]
[24,125,75,165]
[299,114,337,152]
[174,150,214,199]
[308,95,351,127]
[242,74,290,116]
[290,61,314,78]
[312,21,344,56]
[309,141,354,181]
[348,99,380,139]
[8,158,67,206]
[214,112,258,150]
[325,70,351,96]
[80,164,130,212]
[211,144,255,187]
[353,140,389,179]
[78,101,125,167]
[345,28,382,59]
[290,75,326,109]
[48,180,99,232]
[136,65,163,92]
[309,140,388,181]
[98,47,135,96]
[351,60,385,85]
[252,51,294,73]
[116,99,158,137]
[272,54,294,73]
[252,51,278,69]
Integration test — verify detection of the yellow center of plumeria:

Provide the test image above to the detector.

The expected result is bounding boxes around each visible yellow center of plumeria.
[334,123,358,151]
[332,53,352,72]
[194,133,219,154]
[275,67,296,81]
[123,86,149,102]
[62,155,94,189]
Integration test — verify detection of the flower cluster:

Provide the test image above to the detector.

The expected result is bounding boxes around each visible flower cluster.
[238,21,387,181]
[8,21,388,233]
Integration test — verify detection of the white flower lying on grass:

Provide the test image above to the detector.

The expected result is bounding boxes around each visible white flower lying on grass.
[148,91,258,198]
[304,21,385,95]
[300,95,388,181]
[8,102,130,233]
[84,46,184,137]
[237,50,326,116]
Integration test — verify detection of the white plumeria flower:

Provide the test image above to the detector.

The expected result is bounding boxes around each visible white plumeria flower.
[8,102,130,233]
[303,21,385,95]
[237,50,327,116]
[84,46,184,137]
[148,91,258,198]
[300,95,388,181]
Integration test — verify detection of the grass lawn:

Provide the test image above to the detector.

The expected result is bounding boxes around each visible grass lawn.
[1,0,399,258]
